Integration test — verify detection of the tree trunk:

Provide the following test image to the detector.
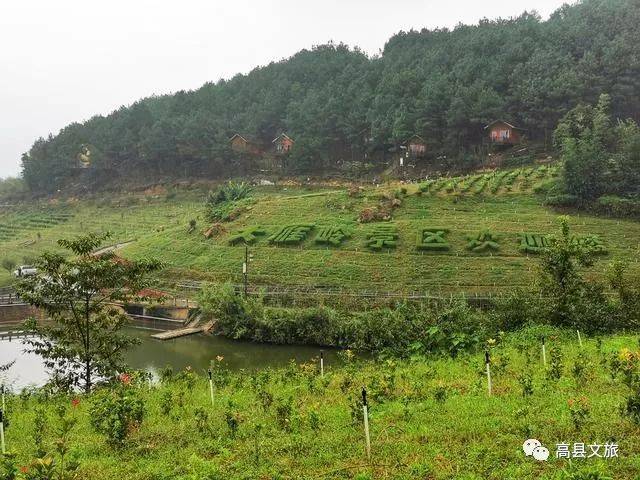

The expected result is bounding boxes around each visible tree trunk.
[85,359,92,393]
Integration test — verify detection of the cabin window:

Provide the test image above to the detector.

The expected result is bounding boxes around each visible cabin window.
[491,129,510,141]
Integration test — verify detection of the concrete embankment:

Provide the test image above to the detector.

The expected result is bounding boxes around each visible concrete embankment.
[0,304,45,326]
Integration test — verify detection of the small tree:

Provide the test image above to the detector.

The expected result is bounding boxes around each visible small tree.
[538,216,606,330]
[17,233,162,393]
[555,94,612,200]
[1,258,16,272]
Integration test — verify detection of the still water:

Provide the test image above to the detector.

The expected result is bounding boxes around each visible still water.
[0,326,338,390]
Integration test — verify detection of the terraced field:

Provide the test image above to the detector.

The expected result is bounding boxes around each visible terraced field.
[1,165,639,295]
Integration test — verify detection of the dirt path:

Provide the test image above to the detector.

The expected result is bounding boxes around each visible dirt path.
[91,239,136,256]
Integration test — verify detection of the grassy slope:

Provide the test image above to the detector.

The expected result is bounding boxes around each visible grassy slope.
[4,331,640,479]
[1,166,639,294]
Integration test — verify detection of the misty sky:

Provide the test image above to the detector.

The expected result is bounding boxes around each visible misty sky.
[0,0,569,179]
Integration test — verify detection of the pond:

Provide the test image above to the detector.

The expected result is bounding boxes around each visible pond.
[0,325,340,390]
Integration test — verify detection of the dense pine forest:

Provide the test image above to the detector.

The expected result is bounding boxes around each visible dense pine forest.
[20,0,640,192]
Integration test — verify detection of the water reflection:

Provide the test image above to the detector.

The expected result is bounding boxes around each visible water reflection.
[0,327,339,390]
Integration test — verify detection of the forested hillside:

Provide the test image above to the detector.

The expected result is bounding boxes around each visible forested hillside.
[21,0,640,192]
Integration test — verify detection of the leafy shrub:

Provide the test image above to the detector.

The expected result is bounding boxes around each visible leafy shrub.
[228,226,266,245]
[0,453,18,480]
[572,235,608,255]
[209,181,252,205]
[416,228,450,251]
[315,225,353,246]
[518,233,550,254]
[595,195,640,217]
[466,231,500,252]
[224,400,242,438]
[568,396,591,430]
[1,257,16,272]
[518,371,534,397]
[365,224,398,250]
[459,175,482,193]
[89,384,145,446]
[473,175,490,194]
[205,200,248,223]
[545,193,580,207]
[200,283,490,355]
[532,177,561,195]
[490,170,509,194]
[616,349,640,425]
[205,181,252,222]
[418,180,436,193]
[503,154,534,168]
[546,346,564,381]
[268,224,315,245]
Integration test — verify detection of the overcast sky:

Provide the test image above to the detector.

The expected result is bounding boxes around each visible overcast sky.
[0,0,569,179]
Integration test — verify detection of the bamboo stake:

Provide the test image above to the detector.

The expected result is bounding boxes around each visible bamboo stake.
[320,350,324,377]
[362,388,371,460]
[542,336,547,367]
[0,409,5,454]
[485,351,492,396]
[208,368,214,408]
[577,330,583,348]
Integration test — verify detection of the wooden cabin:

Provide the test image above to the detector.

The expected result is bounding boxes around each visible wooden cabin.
[485,121,525,145]
[359,127,375,146]
[229,134,264,155]
[272,133,294,154]
[404,134,427,158]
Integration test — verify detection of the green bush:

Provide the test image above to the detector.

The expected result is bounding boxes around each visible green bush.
[466,231,499,252]
[596,195,640,217]
[545,193,580,207]
[572,234,608,255]
[268,224,315,245]
[532,177,561,195]
[315,225,353,246]
[503,154,534,168]
[208,181,252,205]
[418,180,436,193]
[89,382,145,446]
[199,283,489,355]
[365,224,398,250]
[228,226,267,245]
[1,257,16,272]
[416,228,450,251]
[205,181,253,222]
[518,233,550,254]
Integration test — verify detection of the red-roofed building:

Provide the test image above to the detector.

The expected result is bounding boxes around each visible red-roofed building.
[485,120,525,145]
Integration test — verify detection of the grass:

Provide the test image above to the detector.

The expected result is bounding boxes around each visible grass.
[3,329,640,479]
[1,165,639,296]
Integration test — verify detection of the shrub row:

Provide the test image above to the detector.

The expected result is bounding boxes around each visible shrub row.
[228,226,266,245]
[466,231,500,252]
[416,228,450,251]
[201,284,489,355]
[365,224,398,250]
[595,195,640,218]
[315,225,353,246]
[268,224,315,245]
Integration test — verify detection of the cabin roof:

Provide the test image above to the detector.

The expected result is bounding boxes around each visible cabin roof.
[484,120,525,131]
[404,134,426,144]
[229,133,261,144]
[272,133,294,144]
